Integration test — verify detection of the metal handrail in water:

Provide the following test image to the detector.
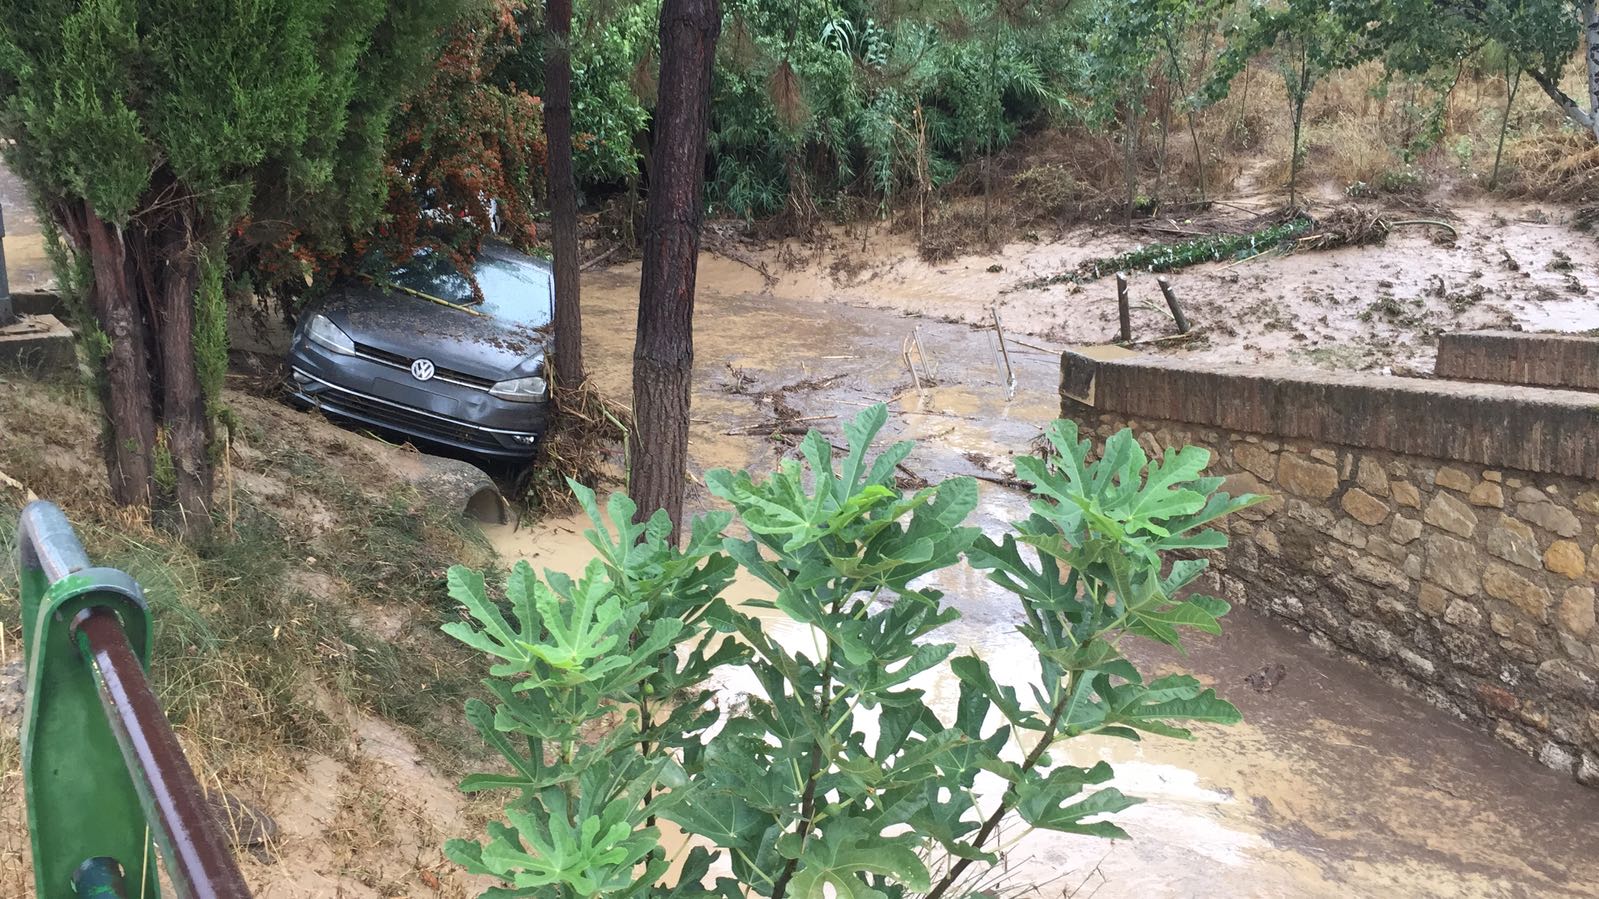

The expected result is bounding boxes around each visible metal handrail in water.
[17,500,251,898]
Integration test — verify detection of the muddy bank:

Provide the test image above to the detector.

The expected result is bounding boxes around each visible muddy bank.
[660,197,1599,378]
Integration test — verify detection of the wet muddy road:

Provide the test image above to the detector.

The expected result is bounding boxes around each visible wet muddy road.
[491,260,1599,898]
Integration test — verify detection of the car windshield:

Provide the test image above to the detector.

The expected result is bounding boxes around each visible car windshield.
[386,246,553,327]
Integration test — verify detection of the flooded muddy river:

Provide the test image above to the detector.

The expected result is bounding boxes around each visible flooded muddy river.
[484,256,1599,898]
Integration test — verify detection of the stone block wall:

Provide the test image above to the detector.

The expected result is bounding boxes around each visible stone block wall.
[1061,350,1599,785]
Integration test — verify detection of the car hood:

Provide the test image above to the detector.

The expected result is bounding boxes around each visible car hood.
[312,284,548,379]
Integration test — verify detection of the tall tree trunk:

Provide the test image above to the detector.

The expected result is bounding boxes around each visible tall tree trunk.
[1153,76,1172,211]
[1288,46,1309,209]
[629,0,719,540]
[1122,100,1140,225]
[1188,20,1215,202]
[1186,109,1206,201]
[1289,93,1304,208]
[1490,61,1519,190]
[77,205,158,511]
[59,197,215,535]
[914,101,929,239]
[983,13,1000,243]
[151,216,212,539]
[1236,62,1251,140]
[546,0,585,389]
[1586,0,1599,136]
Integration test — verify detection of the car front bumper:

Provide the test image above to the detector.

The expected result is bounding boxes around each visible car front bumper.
[286,339,548,460]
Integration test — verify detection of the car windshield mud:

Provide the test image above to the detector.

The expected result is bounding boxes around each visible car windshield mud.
[388,248,553,328]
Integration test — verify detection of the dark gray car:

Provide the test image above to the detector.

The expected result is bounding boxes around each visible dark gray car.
[287,242,553,460]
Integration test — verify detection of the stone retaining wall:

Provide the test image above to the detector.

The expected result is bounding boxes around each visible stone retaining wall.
[1061,350,1599,785]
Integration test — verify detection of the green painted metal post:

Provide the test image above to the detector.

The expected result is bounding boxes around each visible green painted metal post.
[19,501,160,898]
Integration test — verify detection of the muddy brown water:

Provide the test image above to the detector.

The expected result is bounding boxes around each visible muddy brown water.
[0,161,52,294]
[488,257,1599,897]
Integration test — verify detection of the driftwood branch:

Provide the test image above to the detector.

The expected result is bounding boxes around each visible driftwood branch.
[581,244,625,270]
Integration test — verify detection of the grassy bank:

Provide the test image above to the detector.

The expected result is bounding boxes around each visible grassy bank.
[0,375,500,892]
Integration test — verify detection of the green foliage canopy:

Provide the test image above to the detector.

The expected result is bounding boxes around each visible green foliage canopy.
[0,0,461,259]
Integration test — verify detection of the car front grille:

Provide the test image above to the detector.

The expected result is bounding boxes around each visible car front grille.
[352,342,497,390]
[315,390,508,450]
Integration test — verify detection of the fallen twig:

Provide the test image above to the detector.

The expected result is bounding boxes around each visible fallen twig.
[1130,223,1210,239]
[1130,327,1206,347]
[580,244,625,270]
[1005,335,1062,355]
[971,471,1029,491]
[724,414,836,435]
[705,240,778,288]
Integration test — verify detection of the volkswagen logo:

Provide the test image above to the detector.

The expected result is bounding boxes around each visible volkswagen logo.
[410,358,436,382]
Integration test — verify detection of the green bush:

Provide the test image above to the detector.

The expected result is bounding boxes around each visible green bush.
[442,405,1258,897]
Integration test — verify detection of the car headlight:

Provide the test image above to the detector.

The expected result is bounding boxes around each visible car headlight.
[305,313,355,356]
[490,375,548,403]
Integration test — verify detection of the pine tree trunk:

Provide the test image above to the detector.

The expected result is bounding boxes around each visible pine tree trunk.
[629,0,719,540]
[546,0,585,389]
[77,205,158,511]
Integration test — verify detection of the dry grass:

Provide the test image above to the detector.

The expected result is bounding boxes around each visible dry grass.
[1215,55,1592,203]
[1312,116,1412,193]
[897,49,1592,260]
[918,204,1001,262]
[910,123,1239,261]
[1500,126,1599,202]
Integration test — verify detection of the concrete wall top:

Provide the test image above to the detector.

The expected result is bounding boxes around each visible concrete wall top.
[1061,350,1599,478]
[1436,330,1599,392]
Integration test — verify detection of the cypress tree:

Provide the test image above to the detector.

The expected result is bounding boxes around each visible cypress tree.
[0,0,460,536]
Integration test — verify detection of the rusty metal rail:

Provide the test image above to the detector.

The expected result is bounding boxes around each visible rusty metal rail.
[18,500,252,898]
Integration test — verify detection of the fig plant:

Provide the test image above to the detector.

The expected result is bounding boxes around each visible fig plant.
[443,405,1257,897]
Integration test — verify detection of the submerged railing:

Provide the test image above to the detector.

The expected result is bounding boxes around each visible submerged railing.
[18,500,251,898]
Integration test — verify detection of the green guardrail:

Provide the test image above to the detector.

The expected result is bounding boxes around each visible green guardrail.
[17,500,251,898]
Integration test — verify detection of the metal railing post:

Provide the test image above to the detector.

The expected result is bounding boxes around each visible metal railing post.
[17,500,252,898]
